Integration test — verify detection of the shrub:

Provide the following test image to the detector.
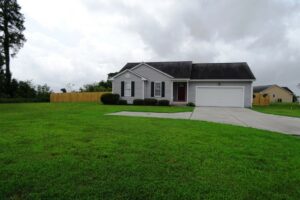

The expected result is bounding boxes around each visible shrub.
[118,99,127,105]
[158,100,170,106]
[100,93,119,105]
[0,98,49,103]
[186,102,195,107]
[144,98,158,105]
[133,99,144,105]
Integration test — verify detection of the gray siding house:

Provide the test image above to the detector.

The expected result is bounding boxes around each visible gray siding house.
[110,61,256,108]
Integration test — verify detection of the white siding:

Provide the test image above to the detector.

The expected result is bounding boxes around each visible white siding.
[132,64,172,101]
[112,71,144,103]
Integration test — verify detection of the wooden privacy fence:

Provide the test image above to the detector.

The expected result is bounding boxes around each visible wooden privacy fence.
[253,93,270,106]
[50,92,109,103]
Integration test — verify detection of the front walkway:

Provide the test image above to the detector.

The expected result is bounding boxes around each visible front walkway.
[108,107,300,135]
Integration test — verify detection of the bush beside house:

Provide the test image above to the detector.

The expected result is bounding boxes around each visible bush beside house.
[144,98,158,105]
[101,95,172,106]
[187,102,195,107]
[133,99,170,106]
[101,93,120,104]
[118,99,127,105]
[133,99,145,105]
[158,100,170,106]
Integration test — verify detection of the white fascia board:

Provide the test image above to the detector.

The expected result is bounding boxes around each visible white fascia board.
[109,69,147,81]
[172,78,190,81]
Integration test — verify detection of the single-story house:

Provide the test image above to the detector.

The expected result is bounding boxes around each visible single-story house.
[110,61,256,107]
[253,85,294,103]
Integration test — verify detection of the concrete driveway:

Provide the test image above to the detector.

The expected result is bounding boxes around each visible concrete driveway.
[108,107,300,135]
[191,107,300,135]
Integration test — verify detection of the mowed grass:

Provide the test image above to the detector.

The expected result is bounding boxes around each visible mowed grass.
[253,103,300,118]
[0,103,300,200]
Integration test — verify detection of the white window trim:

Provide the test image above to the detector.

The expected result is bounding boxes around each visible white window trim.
[154,82,161,97]
[124,81,131,97]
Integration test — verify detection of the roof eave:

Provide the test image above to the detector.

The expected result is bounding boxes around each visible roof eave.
[109,69,148,81]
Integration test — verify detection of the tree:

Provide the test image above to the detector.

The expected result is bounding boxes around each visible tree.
[16,80,36,98]
[36,84,51,100]
[107,72,118,80]
[80,80,112,92]
[0,0,26,95]
[0,53,5,97]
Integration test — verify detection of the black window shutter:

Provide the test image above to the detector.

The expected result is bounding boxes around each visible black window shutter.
[121,81,124,97]
[151,82,154,97]
[131,81,135,97]
[161,82,165,97]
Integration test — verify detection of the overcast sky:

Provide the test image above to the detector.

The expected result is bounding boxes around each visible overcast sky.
[12,0,300,94]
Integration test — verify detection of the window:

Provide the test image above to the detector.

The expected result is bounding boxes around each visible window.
[154,82,161,97]
[273,94,275,98]
[124,81,131,97]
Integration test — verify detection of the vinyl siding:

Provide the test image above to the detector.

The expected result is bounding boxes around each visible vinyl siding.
[131,64,172,101]
[112,71,144,103]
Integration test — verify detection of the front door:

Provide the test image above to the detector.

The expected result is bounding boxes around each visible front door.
[177,83,186,101]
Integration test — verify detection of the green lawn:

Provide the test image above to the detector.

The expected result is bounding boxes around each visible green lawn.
[0,103,300,199]
[253,103,300,118]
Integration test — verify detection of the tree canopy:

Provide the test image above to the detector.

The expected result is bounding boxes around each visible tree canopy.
[0,0,26,94]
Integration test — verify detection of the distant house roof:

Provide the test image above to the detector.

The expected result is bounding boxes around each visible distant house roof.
[119,61,256,80]
[253,85,294,95]
[282,87,294,95]
[253,85,274,93]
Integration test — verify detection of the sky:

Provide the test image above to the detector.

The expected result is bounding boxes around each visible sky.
[12,0,300,94]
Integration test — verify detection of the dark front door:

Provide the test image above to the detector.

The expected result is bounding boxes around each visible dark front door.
[177,83,186,101]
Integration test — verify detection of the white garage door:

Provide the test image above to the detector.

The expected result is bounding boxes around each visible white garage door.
[195,86,244,107]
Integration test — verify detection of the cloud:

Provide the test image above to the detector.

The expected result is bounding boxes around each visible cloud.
[11,0,300,94]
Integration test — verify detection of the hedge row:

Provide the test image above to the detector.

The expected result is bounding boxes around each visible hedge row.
[100,94,170,106]
[133,99,170,106]
[0,97,50,103]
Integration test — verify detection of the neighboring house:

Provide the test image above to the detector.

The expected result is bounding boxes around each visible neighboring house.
[253,85,294,103]
[110,61,256,108]
[282,87,298,102]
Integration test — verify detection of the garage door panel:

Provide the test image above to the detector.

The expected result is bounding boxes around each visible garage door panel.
[195,86,244,107]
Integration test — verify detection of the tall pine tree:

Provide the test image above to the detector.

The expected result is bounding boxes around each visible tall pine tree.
[0,53,4,96]
[0,0,26,96]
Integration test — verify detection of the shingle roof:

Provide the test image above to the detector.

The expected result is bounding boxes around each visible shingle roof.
[191,62,255,79]
[282,87,294,94]
[119,61,255,80]
[120,61,192,78]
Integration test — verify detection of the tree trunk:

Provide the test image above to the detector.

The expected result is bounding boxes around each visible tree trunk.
[3,1,11,95]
